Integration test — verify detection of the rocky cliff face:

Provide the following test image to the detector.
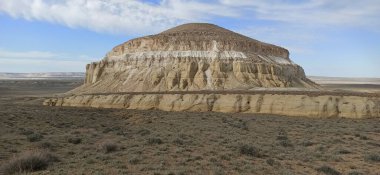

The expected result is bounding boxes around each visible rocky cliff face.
[44,23,380,118]
[72,23,317,94]
[44,93,380,119]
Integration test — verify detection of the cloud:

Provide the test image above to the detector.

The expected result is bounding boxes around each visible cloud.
[0,49,56,59]
[0,48,94,61]
[0,58,88,72]
[0,0,238,35]
[1,0,378,35]
[0,48,95,72]
[235,24,323,57]
[220,0,380,30]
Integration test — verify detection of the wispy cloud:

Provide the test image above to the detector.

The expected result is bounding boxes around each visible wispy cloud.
[0,58,89,73]
[0,48,94,72]
[0,0,238,35]
[220,0,380,30]
[1,0,378,35]
[0,48,94,61]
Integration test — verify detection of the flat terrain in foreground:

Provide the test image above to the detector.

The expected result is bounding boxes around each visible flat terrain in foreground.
[0,79,380,174]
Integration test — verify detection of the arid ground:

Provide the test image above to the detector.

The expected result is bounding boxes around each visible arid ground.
[0,79,380,175]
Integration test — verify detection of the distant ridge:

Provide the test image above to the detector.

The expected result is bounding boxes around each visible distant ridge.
[0,72,85,80]
[308,76,380,85]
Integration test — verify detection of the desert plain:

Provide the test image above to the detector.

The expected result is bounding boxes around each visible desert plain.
[0,77,379,175]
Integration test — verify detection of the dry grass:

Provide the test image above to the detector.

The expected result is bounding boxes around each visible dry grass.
[0,150,57,174]
[0,79,380,174]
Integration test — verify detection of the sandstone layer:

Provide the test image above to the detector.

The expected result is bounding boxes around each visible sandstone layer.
[44,23,380,119]
[44,92,380,118]
[71,23,317,94]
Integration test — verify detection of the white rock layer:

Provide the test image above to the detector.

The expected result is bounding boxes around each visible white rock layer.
[44,93,380,119]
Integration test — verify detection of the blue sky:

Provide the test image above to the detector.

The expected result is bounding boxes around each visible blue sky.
[0,0,379,77]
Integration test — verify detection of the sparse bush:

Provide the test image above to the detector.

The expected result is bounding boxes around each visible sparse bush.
[276,135,288,140]
[367,142,380,147]
[20,130,34,136]
[209,157,218,163]
[302,140,314,147]
[37,142,52,150]
[0,150,57,174]
[220,154,231,161]
[316,146,326,152]
[364,153,380,162]
[98,140,118,153]
[266,158,275,166]
[67,137,82,144]
[173,138,184,146]
[277,130,292,147]
[336,149,351,154]
[239,144,262,157]
[332,139,344,144]
[137,129,151,136]
[316,166,341,175]
[147,138,163,145]
[67,151,75,155]
[354,134,369,140]
[129,157,140,165]
[348,171,364,175]
[279,140,293,147]
[86,159,96,164]
[102,127,113,133]
[27,133,43,142]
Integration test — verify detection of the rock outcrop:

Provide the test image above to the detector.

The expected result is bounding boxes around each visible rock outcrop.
[44,23,380,118]
[44,92,380,118]
[71,23,317,94]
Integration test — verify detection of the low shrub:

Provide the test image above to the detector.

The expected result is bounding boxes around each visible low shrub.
[279,140,293,147]
[239,144,262,157]
[147,138,163,145]
[129,157,140,165]
[137,129,151,136]
[37,142,53,150]
[316,166,341,175]
[26,133,43,142]
[67,137,82,144]
[336,149,351,154]
[302,140,314,147]
[364,153,380,162]
[266,158,275,166]
[348,171,364,175]
[98,140,118,153]
[0,150,57,174]
[173,138,184,146]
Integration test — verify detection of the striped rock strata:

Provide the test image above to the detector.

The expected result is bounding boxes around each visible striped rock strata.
[70,23,317,94]
[44,93,380,118]
[44,23,380,119]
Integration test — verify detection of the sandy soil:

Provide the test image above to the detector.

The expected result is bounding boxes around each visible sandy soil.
[0,79,380,175]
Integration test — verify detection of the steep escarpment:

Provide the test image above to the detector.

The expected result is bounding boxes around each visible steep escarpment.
[71,23,317,94]
[44,92,380,118]
[46,23,380,119]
